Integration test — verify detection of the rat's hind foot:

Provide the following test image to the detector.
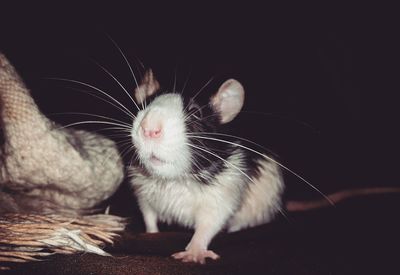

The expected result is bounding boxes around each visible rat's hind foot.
[172,249,220,264]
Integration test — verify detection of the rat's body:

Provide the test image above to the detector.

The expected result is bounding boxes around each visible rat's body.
[129,71,285,263]
[130,153,283,233]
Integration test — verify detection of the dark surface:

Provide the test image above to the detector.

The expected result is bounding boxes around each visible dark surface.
[2,193,400,275]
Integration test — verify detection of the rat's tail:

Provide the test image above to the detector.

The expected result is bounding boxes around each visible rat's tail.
[0,213,127,270]
[285,187,400,212]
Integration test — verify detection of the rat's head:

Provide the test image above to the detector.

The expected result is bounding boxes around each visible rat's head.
[131,70,245,179]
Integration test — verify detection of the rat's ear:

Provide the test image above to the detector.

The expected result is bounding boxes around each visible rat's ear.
[210,79,245,124]
[134,69,160,104]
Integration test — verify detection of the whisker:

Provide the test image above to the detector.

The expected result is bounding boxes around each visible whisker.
[191,77,214,102]
[190,148,215,166]
[172,66,178,93]
[188,132,276,156]
[116,141,136,157]
[185,113,221,126]
[105,35,142,109]
[186,135,333,205]
[89,127,132,135]
[102,134,132,142]
[180,70,192,96]
[128,150,139,169]
[114,138,135,146]
[90,59,141,112]
[95,134,134,168]
[56,120,131,131]
[278,207,291,222]
[186,143,256,184]
[183,109,200,122]
[189,149,239,183]
[188,136,227,154]
[143,76,149,110]
[189,153,209,181]
[183,76,214,114]
[104,133,131,141]
[46,78,136,119]
[183,102,211,122]
[62,87,137,120]
[96,138,131,169]
[137,59,145,70]
[50,112,131,127]
[119,145,135,161]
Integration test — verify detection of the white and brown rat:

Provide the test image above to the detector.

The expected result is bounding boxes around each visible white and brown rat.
[129,70,400,264]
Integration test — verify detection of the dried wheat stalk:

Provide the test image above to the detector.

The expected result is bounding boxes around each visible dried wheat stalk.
[0,213,126,270]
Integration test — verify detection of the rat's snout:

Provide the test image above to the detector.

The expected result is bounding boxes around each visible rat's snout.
[140,114,163,139]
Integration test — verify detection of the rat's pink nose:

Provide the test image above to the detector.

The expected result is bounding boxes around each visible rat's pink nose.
[143,127,162,138]
[140,118,162,139]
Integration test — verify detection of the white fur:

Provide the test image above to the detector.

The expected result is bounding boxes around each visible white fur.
[130,151,248,230]
[131,94,191,179]
[226,159,284,232]
[130,157,283,232]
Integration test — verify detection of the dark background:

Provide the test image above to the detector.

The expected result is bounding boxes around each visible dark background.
[1,2,399,202]
[1,3,400,274]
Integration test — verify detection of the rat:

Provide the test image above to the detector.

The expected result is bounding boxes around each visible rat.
[129,69,400,264]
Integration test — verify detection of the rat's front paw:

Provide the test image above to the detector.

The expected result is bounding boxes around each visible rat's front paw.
[172,249,220,264]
